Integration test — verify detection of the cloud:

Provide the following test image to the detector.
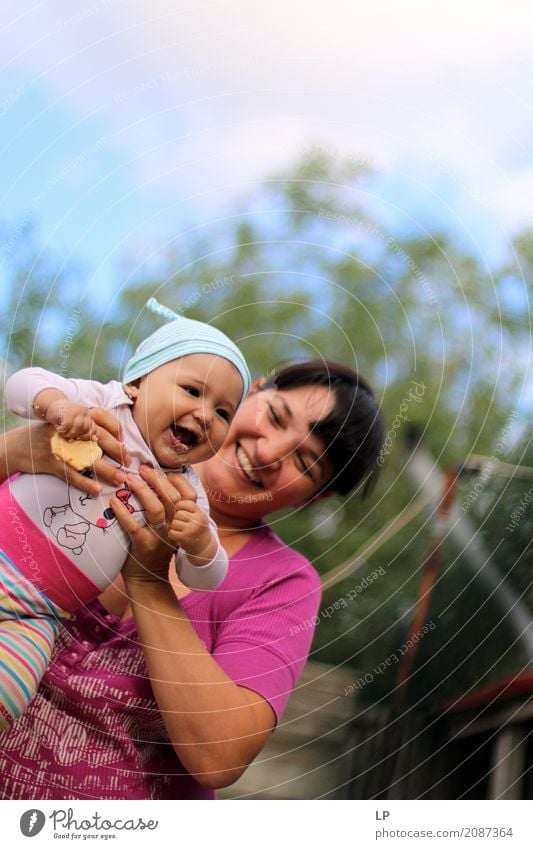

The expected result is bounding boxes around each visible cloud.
[2,0,533,236]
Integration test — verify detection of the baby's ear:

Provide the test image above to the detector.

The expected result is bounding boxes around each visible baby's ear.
[123,381,140,401]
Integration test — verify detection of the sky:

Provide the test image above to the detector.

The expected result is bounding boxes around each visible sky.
[1,0,533,299]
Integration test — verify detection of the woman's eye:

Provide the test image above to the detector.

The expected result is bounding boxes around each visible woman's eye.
[297,455,314,479]
[216,408,230,422]
[268,404,282,427]
[183,386,200,397]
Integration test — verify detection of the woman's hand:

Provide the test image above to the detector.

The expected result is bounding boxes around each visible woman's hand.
[110,465,180,585]
[1,409,131,494]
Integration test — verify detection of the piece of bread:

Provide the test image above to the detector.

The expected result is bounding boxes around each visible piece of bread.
[51,432,103,470]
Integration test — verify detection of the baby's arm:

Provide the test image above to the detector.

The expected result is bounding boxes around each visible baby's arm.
[6,368,98,441]
[167,471,228,590]
[170,498,217,565]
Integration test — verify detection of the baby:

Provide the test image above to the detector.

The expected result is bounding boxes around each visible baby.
[0,297,250,729]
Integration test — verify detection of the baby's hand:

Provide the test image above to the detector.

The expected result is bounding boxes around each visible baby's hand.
[45,398,98,441]
[168,499,217,566]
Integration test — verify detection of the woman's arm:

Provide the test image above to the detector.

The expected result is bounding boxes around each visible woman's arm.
[0,427,23,484]
[112,468,276,790]
[0,411,132,492]
[126,579,275,789]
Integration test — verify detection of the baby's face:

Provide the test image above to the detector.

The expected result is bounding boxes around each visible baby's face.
[131,353,244,468]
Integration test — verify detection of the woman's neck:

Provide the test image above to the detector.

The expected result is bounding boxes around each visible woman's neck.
[203,503,262,557]
[196,461,265,552]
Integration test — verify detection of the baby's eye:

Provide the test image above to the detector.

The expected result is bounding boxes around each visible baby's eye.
[216,408,231,422]
[183,386,200,397]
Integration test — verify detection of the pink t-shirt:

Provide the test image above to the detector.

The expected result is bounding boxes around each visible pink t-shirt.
[0,524,321,800]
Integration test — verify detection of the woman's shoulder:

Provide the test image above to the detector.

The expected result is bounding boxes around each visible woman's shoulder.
[230,522,322,592]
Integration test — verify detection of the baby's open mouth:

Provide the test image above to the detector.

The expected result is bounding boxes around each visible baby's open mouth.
[170,424,200,454]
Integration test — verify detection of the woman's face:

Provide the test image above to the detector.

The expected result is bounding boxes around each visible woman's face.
[198,382,335,520]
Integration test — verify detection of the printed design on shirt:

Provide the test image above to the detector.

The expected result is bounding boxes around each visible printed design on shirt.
[0,653,165,772]
[43,479,143,555]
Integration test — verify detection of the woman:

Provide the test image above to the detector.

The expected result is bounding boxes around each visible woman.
[0,360,384,799]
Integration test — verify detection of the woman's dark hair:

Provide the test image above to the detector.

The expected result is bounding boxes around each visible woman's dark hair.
[263,359,385,498]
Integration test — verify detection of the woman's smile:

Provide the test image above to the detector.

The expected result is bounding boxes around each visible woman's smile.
[235,444,263,487]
